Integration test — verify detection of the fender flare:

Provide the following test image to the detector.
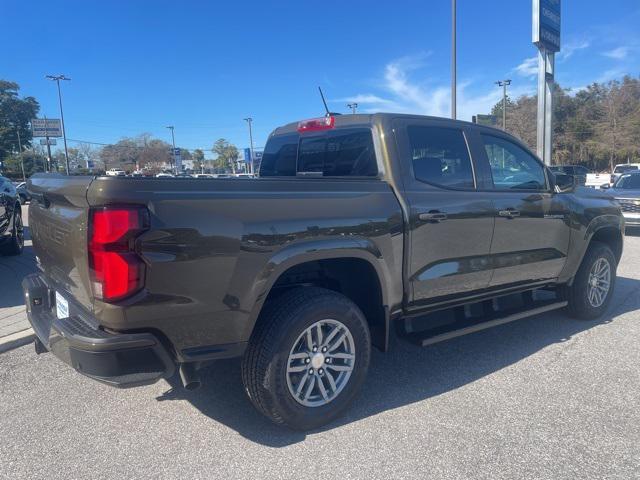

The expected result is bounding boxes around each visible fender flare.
[562,214,624,285]
[241,237,392,346]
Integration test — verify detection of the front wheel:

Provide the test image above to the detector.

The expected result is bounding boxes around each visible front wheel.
[561,241,616,320]
[241,287,371,430]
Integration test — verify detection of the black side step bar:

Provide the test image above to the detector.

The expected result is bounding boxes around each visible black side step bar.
[400,301,568,347]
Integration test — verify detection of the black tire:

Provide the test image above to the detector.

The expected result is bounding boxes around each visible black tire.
[561,241,616,320]
[0,207,24,256]
[241,287,371,430]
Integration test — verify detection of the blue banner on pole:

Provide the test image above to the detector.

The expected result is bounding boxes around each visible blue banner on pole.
[533,0,561,53]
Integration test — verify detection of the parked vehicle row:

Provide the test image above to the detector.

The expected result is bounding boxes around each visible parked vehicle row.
[0,176,24,255]
[23,113,625,430]
[607,171,640,227]
[582,163,640,189]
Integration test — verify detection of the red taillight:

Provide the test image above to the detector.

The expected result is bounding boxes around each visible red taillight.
[88,207,149,302]
[297,116,335,132]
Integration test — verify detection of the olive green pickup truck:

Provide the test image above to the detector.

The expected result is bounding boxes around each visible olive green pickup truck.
[24,113,624,429]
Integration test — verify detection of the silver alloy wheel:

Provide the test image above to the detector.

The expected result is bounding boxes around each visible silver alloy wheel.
[286,319,356,408]
[587,257,611,308]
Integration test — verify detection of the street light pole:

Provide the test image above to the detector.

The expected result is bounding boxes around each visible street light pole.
[347,103,358,114]
[166,126,176,174]
[451,0,457,120]
[243,117,255,174]
[46,74,71,174]
[16,128,25,182]
[495,79,512,130]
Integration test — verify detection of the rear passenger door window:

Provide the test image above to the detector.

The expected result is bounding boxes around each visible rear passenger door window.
[481,134,547,191]
[407,126,475,189]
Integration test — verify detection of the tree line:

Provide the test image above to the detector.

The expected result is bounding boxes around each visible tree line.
[4,75,640,179]
[0,79,243,178]
[491,75,640,172]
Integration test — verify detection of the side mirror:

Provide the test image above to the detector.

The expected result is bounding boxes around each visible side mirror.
[600,183,610,190]
[552,172,576,193]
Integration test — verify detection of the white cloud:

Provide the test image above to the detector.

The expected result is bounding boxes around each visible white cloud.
[515,57,538,78]
[603,47,629,60]
[337,56,535,121]
[558,39,591,61]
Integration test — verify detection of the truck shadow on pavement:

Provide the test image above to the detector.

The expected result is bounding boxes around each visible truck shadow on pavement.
[0,226,37,309]
[156,275,640,447]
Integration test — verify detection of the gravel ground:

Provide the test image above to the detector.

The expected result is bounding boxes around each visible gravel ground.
[1,231,639,480]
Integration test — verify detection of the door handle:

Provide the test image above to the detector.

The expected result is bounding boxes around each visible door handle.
[419,211,448,222]
[498,209,520,218]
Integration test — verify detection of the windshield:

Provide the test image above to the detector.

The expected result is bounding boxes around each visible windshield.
[614,174,640,189]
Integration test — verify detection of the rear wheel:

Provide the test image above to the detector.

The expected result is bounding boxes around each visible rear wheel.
[561,241,616,320]
[0,208,24,256]
[241,287,371,430]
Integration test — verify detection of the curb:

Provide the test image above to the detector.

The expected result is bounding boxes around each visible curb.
[0,328,34,354]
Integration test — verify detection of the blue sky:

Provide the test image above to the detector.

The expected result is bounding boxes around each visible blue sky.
[2,0,640,158]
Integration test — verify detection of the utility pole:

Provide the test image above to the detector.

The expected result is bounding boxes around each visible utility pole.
[16,128,25,182]
[46,74,71,174]
[347,103,358,114]
[495,80,512,130]
[243,117,255,174]
[44,116,52,173]
[166,126,176,174]
[451,0,457,120]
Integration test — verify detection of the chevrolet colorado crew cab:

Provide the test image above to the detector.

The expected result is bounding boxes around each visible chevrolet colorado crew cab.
[24,114,624,430]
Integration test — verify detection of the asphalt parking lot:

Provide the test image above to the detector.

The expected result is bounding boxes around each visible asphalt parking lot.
[1,214,639,479]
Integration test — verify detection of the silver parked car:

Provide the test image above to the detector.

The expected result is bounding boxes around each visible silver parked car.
[607,171,640,227]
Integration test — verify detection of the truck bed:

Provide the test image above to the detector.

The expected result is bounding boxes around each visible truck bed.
[27,174,404,360]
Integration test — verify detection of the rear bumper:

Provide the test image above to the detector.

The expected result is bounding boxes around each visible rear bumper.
[622,212,640,226]
[22,273,175,388]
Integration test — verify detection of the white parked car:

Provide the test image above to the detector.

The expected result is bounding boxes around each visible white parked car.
[194,174,215,178]
[155,173,174,178]
[585,172,612,189]
[105,169,126,177]
[612,163,640,184]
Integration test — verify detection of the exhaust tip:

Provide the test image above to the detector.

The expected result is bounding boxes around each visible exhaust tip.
[179,363,201,391]
[183,380,202,391]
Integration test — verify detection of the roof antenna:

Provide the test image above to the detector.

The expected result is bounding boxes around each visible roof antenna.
[318,86,330,117]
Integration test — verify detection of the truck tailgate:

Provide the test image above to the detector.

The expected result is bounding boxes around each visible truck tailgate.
[28,174,94,311]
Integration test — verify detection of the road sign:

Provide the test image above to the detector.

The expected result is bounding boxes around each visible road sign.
[39,138,57,146]
[533,0,561,53]
[473,114,498,127]
[31,118,62,137]
[243,148,263,163]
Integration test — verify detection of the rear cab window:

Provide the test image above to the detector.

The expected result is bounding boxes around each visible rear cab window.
[260,128,378,178]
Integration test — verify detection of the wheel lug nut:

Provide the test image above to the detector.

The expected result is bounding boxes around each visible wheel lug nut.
[309,369,314,375]
[326,358,331,363]
[321,347,327,353]
[319,369,324,375]
[305,358,310,364]
[312,346,318,352]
